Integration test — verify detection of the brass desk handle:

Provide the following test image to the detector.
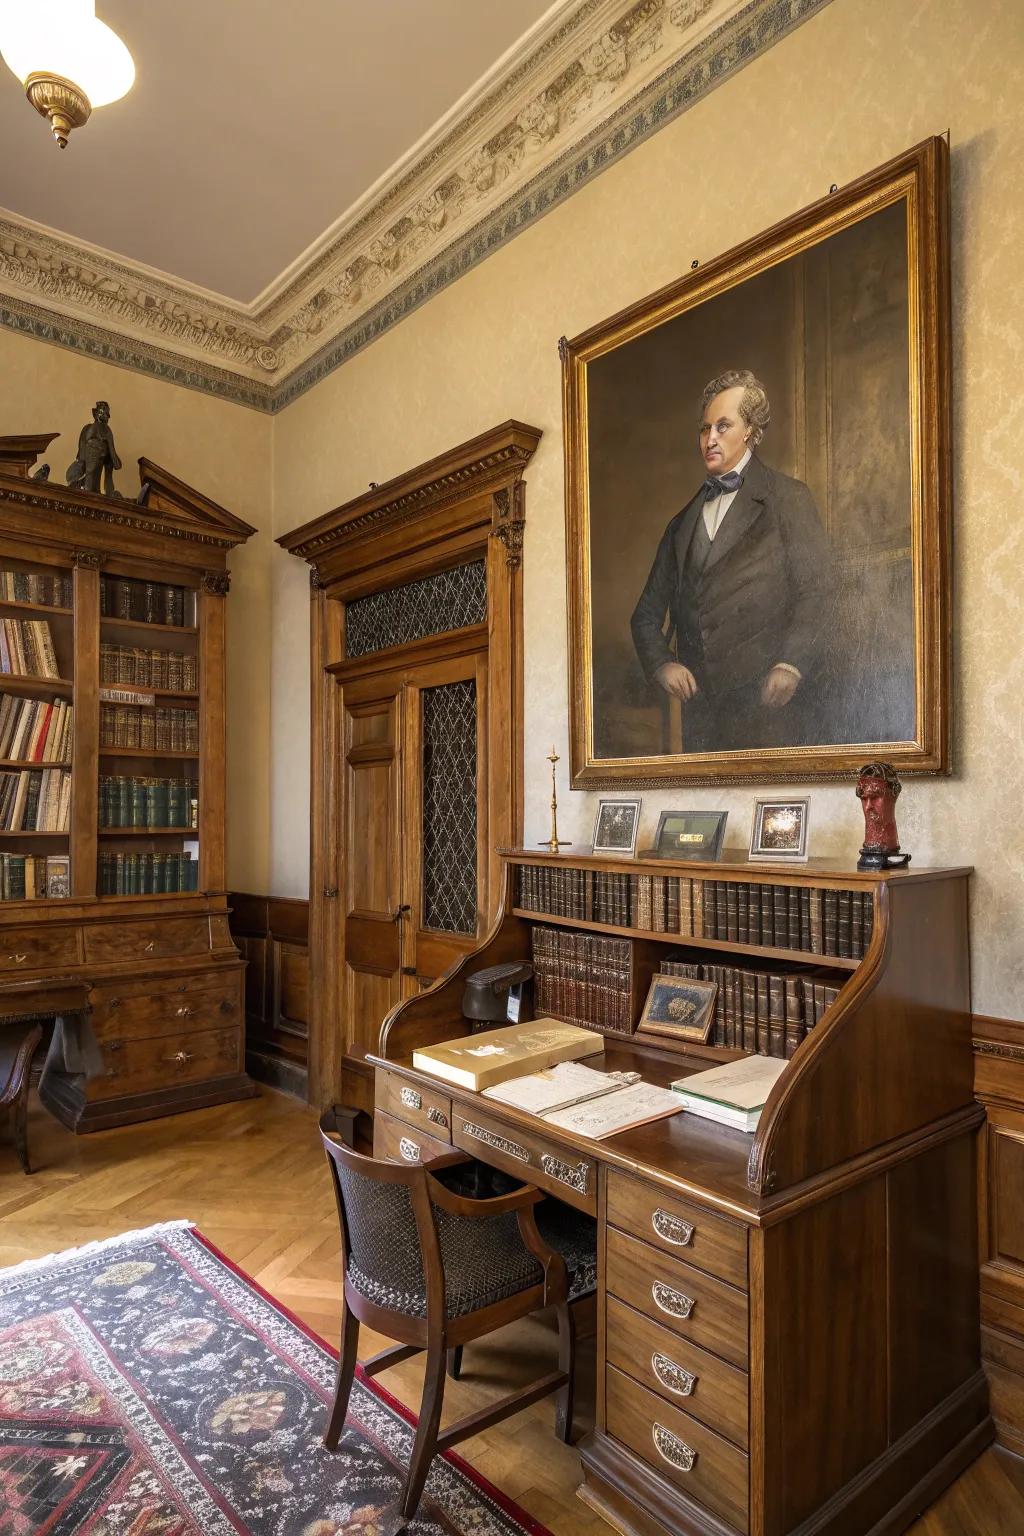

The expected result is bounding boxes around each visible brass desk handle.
[144,941,155,953]
[399,1138,420,1162]
[652,1281,695,1320]
[427,1106,449,1129]
[400,1087,422,1111]
[10,954,27,964]
[653,1423,697,1472]
[652,1353,696,1397]
[170,1050,193,1068]
[176,1005,192,1017]
[653,1208,694,1246]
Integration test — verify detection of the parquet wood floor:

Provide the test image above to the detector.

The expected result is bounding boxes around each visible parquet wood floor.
[0,1086,1020,1536]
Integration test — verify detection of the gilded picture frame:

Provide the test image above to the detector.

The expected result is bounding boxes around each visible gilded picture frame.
[561,138,951,788]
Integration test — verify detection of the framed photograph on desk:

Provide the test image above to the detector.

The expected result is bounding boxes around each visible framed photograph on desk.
[650,808,727,861]
[592,798,641,855]
[749,797,810,862]
[636,973,717,1047]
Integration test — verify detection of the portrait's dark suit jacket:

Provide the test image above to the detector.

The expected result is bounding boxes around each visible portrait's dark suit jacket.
[630,454,832,700]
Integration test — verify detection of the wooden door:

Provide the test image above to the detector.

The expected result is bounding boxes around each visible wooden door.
[339,648,487,1065]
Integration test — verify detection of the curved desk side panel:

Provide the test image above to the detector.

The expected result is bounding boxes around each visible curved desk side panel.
[749,873,974,1196]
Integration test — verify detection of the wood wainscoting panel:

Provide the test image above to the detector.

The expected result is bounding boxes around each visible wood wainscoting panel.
[229,893,309,1100]
[974,1014,1024,1452]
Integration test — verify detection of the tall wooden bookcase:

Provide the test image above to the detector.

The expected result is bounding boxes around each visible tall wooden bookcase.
[0,436,256,1130]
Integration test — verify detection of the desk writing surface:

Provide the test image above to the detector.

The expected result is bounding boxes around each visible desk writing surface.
[371,1040,760,1219]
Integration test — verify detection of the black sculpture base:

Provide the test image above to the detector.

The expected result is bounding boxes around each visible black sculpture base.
[857,845,912,871]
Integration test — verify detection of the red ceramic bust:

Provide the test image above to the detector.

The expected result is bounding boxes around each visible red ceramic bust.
[855,761,910,870]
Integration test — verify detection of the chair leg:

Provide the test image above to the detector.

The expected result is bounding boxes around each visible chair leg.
[554,1301,576,1445]
[399,1337,447,1519]
[446,1345,463,1381]
[14,1090,30,1175]
[324,1299,360,1451]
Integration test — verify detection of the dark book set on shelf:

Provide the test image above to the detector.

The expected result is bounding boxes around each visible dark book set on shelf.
[0,437,256,1130]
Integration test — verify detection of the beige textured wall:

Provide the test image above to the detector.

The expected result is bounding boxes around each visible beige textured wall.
[270,0,1024,1021]
[0,326,273,892]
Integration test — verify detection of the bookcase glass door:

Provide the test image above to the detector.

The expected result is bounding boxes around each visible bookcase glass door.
[0,555,75,900]
[96,571,201,897]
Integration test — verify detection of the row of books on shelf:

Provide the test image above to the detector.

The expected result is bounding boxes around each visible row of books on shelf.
[0,570,72,608]
[660,959,842,1057]
[100,642,197,691]
[0,852,69,901]
[0,694,72,763]
[98,851,198,894]
[532,925,633,1035]
[0,767,71,830]
[101,575,190,627]
[516,863,874,960]
[99,775,197,828]
[0,618,60,679]
[99,704,199,752]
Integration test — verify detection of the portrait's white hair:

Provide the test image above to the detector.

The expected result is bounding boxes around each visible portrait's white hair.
[700,369,771,445]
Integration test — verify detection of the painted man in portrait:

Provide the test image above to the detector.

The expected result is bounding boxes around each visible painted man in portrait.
[630,369,832,753]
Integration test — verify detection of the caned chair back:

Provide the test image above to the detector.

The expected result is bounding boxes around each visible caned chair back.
[320,1128,447,1324]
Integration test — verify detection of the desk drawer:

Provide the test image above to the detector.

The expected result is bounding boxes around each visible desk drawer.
[607,1170,747,1289]
[375,1070,452,1143]
[84,917,211,965]
[606,1365,748,1533]
[452,1106,596,1215]
[91,972,240,1042]
[606,1227,747,1369]
[90,1026,241,1100]
[606,1296,748,1449]
[0,926,81,973]
[374,1109,451,1167]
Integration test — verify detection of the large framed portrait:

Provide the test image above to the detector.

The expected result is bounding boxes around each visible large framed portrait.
[562,138,951,787]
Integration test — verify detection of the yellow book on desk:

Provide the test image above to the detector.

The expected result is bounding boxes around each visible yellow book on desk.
[412,1019,603,1091]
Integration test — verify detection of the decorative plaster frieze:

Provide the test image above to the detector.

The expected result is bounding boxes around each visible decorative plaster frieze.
[0,0,831,412]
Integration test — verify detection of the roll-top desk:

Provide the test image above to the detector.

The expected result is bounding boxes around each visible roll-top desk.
[371,849,990,1536]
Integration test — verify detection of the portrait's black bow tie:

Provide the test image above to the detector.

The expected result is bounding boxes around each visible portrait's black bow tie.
[703,470,744,500]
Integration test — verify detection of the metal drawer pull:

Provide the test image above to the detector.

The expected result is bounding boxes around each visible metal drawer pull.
[10,954,27,964]
[652,1353,696,1396]
[399,1138,420,1162]
[170,1051,193,1067]
[653,1209,694,1246]
[144,941,155,952]
[652,1423,697,1472]
[462,1122,530,1163]
[652,1281,695,1319]
[176,1006,192,1017]
[541,1153,589,1196]
[427,1106,449,1128]
[400,1087,422,1111]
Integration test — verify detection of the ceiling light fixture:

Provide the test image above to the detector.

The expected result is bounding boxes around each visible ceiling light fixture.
[0,0,134,148]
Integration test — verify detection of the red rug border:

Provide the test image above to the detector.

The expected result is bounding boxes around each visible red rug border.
[186,1225,556,1536]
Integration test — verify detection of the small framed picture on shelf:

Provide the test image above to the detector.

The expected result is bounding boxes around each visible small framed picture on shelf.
[650,809,728,862]
[592,798,641,856]
[749,798,810,862]
[636,974,718,1048]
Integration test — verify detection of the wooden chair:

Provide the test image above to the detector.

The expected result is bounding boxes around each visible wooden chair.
[0,1020,43,1173]
[320,1125,596,1520]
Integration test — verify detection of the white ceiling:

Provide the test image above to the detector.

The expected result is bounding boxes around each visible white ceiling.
[0,0,556,302]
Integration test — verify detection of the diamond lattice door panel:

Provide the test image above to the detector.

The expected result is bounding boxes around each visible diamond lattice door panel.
[346,562,487,658]
[422,679,478,936]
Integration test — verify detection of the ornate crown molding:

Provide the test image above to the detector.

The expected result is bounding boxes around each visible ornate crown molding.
[0,0,830,413]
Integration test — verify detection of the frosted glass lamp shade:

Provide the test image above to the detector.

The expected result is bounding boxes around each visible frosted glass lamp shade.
[0,0,134,144]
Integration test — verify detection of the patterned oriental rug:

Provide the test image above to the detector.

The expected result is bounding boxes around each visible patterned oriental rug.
[0,1221,553,1536]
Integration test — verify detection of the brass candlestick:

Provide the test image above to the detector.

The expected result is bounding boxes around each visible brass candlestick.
[540,747,570,852]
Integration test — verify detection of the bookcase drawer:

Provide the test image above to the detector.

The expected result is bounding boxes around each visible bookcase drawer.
[84,917,211,965]
[606,1170,748,1289]
[0,925,81,973]
[91,972,241,1042]
[452,1106,597,1215]
[606,1227,748,1368]
[90,1026,241,1101]
[606,1365,748,1533]
[374,1108,451,1166]
[375,1070,452,1143]
[606,1296,748,1449]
